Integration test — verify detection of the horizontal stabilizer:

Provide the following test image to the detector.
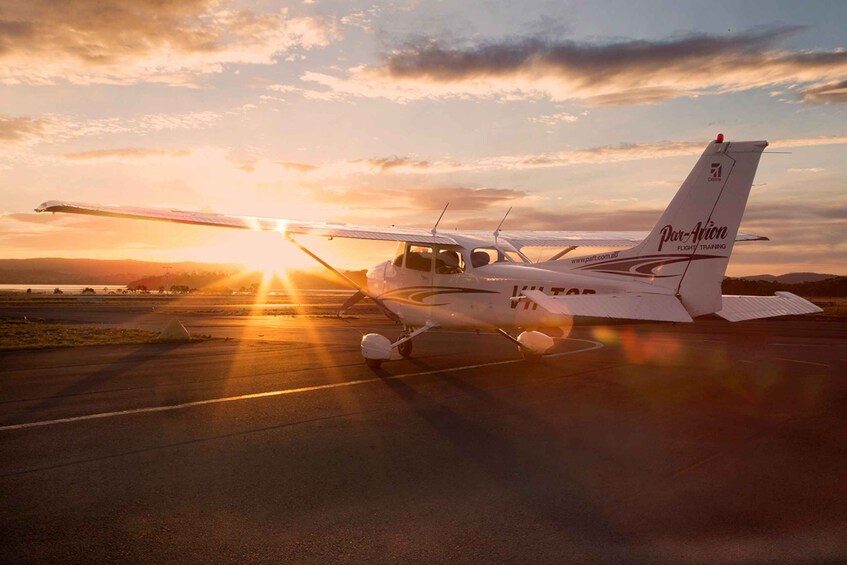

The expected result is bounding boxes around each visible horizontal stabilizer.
[714,292,822,322]
[521,290,693,322]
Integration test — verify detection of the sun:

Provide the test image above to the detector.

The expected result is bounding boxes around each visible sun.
[170,230,317,278]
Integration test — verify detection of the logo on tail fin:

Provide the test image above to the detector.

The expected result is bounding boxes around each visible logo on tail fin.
[709,162,722,181]
[658,221,728,252]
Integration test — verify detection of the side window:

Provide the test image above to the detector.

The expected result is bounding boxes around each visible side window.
[471,248,496,268]
[406,245,433,272]
[470,247,525,266]
[435,249,464,274]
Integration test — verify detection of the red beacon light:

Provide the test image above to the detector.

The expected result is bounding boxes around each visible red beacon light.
[716,133,724,143]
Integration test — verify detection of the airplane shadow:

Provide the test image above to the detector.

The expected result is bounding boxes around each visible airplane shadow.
[1,343,184,426]
[375,357,645,558]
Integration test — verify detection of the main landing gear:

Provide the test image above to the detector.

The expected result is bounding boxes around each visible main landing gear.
[496,329,555,362]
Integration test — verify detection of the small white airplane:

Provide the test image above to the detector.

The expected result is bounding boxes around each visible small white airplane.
[36,135,821,368]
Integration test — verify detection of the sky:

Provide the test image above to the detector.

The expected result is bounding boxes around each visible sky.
[1,0,846,276]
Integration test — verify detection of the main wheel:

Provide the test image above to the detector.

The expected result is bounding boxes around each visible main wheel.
[365,358,383,370]
[398,337,413,358]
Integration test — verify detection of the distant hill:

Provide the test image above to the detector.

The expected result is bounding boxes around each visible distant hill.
[0,258,242,285]
[723,275,847,297]
[0,257,364,291]
[2,258,842,295]
[737,272,838,284]
[127,269,365,291]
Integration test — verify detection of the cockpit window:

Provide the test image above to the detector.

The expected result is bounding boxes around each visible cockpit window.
[392,241,405,267]
[406,245,434,272]
[435,249,464,274]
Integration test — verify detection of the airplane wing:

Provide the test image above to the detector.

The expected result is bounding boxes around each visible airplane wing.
[35,200,457,245]
[35,200,767,248]
[520,289,694,322]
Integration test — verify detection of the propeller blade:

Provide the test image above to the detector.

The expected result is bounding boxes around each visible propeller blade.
[337,290,366,317]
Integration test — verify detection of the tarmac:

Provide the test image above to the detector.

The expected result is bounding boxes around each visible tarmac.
[1,295,846,563]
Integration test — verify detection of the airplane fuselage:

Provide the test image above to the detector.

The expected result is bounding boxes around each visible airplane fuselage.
[365,243,654,330]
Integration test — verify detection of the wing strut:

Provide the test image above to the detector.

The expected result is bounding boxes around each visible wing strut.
[285,234,399,321]
[547,246,578,261]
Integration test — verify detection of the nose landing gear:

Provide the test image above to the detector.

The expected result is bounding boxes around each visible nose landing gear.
[360,323,435,369]
[397,333,413,358]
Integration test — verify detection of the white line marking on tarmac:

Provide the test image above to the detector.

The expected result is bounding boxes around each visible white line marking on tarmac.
[770,342,844,348]
[773,357,831,368]
[0,339,604,432]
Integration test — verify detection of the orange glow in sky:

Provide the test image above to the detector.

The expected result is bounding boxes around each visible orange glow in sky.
[2,1,845,276]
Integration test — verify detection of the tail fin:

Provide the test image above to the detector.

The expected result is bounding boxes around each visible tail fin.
[576,136,767,317]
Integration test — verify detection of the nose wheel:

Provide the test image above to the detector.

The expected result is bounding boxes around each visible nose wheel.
[361,323,435,369]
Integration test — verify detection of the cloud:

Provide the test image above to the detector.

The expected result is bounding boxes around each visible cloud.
[0,108,241,148]
[357,156,434,172]
[310,185,528,211]
[770,135,847,148]
[276,161,318,173]
[199,134,847,180]
[62,148,191,161]
[508,207,662,231]
[0,0,338,86]
[409,187,526,210]
[469,140,705,171]
[0,115,51,145]
[787,167,824,173]
[339,6,382,32]
[529,111,580,128]
[298,27,847,105]
[800,80,847,104]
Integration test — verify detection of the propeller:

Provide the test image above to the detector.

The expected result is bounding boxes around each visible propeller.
[285,234,400,322]
[337,290,399,322]
[338,290,366,317]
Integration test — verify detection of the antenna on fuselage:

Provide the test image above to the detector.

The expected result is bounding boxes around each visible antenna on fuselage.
[493,207,512,253]
[431,202,449,236]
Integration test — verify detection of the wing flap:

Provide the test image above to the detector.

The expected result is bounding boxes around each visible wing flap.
[521,290,693,322]
[715,292,822,322]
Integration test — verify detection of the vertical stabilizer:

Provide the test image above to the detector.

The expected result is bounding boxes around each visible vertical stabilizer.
[571,137,767,317]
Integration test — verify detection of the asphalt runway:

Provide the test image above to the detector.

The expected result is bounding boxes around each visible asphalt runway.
[1,298,846,563]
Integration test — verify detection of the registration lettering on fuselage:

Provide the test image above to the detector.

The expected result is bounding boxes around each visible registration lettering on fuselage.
[510,286,596,310]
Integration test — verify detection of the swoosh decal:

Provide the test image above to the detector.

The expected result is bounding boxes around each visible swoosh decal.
[379,286,498,306]
[574,254,724,278]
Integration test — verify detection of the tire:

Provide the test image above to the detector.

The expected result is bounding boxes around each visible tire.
[365,358,383,370]
[398,338,413,358]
